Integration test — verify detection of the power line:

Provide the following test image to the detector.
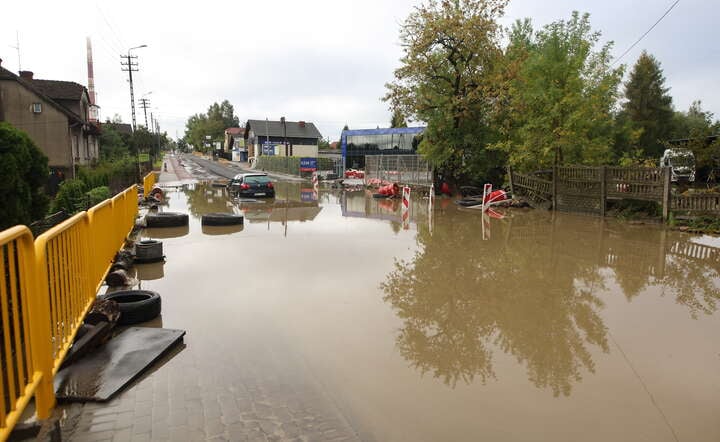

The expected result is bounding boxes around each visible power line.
[612,0,681,67]
[96,4,126,51]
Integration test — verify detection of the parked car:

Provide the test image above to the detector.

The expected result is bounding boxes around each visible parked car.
[227,173,275,197]
[660,148,696,183]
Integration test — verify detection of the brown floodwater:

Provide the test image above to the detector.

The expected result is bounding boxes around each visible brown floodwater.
[135,181,720,442]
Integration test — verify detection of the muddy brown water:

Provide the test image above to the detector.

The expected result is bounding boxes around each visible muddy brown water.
[130,182,720,441]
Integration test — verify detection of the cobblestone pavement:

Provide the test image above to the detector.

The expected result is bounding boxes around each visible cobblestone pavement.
[58,326,363,442]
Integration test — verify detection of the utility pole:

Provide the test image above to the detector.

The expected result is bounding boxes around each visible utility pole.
[120,54,139,131]
[138,98,150,128]
[121,45,146,132]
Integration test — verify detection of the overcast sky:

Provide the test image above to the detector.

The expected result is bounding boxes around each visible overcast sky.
[1,0,717,141]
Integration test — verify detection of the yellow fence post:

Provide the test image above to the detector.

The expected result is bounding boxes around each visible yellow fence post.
[27,228,57,420]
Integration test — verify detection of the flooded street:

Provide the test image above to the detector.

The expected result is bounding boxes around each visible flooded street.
[66,176,720,442]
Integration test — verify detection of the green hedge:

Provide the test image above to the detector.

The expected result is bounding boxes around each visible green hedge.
[256,156,301,176]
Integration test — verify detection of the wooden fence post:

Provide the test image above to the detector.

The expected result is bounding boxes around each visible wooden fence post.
[662,166,671,221]
[600,166,606,217]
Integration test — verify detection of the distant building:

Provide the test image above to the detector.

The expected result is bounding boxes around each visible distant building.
[0,60,100,175]
[341,126,425,169]
[224,127,245,152]
[244,119,322,158]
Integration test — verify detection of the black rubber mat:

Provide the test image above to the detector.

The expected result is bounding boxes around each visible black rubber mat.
[54,327,185,402]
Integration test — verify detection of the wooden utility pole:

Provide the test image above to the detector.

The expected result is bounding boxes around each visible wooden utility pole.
[120,54,139,131]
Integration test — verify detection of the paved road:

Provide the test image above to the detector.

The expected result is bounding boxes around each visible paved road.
[183,155,306,182]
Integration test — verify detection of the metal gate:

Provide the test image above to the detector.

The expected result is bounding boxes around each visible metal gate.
[365,155,433,186]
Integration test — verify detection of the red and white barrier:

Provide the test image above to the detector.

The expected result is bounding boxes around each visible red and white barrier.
[401,186,411,230]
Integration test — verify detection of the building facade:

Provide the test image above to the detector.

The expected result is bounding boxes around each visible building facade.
[0,62,99,175]
[341,127,425,169]
[244,119,322,159]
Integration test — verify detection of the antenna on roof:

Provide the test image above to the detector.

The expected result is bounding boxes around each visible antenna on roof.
[9,31,21,73]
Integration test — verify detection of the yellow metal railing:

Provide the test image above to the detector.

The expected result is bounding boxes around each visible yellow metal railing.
[0,184,138,440]
[35,213,93,375]
[143,171,157,198]
[0,227,53,441]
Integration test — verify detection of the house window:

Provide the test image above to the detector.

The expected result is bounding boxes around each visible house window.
[32,103,42,113]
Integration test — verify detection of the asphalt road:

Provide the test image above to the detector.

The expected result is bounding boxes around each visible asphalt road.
[183,155,306,182]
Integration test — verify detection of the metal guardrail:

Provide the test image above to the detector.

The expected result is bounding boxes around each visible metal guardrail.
[143,171,157,198]
[0,227,54,441]
[0,184,138,440]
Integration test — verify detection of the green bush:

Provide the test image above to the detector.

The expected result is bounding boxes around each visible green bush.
[86,186,111,207]
[51,179,87,214]
[0,122,49,229]
[76,156,136,189]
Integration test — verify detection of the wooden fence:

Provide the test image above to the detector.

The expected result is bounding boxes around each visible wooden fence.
[510,165,674,218]
[509,172,552,209]
[671,194,720,213]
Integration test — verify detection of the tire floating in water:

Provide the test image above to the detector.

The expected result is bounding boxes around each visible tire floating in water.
[103,290,161,325]
[145,212,189,228]
[134,239,164,263]
[201,213,244,226]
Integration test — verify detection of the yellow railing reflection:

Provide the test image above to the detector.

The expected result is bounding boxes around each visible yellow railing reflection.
[0,184,138,441]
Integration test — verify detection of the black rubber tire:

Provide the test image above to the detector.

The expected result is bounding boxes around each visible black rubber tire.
[201,213,244,226]
[103,290,161,325]
[145,212,189,228]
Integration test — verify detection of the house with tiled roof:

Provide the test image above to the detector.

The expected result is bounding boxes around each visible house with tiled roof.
[244,119,322,158]
[0,58,100,175]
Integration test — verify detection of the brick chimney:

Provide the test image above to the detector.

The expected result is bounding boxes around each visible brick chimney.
[19,71,34,80]
[299,121,306,128]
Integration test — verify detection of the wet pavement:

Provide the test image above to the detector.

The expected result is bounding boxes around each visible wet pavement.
[58,158,720,441]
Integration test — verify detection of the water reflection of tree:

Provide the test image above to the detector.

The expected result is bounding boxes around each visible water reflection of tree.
[183,183,234,217]
[382,212,609,396]
[605,225,720,317]
[660,252,720,318]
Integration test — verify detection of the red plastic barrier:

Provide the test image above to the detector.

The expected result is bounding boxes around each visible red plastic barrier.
[378,183,400,197]
[344,169,365,179]
[484,189,508,204]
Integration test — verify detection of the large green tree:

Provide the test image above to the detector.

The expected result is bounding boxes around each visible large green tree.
[492,12,623,172]
[184,100,239,151]
[98,124,130,160]
[620,51,674,158]
[384,0,508,182]
[0,122,49,229]
[390,109,407,128]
